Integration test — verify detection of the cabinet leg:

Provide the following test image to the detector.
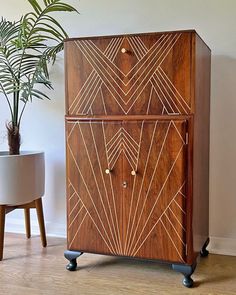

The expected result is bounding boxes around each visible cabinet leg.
[172,262,197,288]
[200,237,210,257]
[64,250,83,271]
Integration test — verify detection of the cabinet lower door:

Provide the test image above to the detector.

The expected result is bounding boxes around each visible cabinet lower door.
[66,119,187,263]
[122,120,187,263]
[66,120,124,255]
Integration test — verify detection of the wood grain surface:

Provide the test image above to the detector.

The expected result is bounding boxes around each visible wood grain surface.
[64,30,211,268]
[65,32,192,116]
[66,119,188,262]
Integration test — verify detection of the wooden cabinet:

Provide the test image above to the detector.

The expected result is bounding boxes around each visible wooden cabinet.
[64,30,211,288]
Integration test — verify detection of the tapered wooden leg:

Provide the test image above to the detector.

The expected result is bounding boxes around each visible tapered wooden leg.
[0,205,6,261]
[24,208,31,239]
[35,198,47,247]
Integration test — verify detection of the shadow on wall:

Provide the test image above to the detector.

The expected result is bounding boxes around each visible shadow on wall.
[210,55,236,238]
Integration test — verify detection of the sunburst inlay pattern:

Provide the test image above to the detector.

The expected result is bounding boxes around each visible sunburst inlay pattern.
[66,120,187,262]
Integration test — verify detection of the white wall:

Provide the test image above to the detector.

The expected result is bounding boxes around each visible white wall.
[1,0,236,255]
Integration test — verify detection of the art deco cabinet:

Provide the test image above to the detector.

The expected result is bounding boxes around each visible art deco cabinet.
[64,30,211,287]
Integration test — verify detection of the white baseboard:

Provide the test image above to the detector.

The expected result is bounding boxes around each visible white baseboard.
[5,217,66,238]
[209,236,236,256]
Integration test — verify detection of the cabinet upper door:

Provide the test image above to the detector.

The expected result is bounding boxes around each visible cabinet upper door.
[65,32,192,116]
[122,120,187,263]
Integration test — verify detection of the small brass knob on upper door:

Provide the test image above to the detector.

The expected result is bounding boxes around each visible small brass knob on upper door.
[105,169,111,174]
[131,170,137,176]
[121,48,128,54]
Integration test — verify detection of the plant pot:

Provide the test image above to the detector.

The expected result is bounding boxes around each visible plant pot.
[0,151,45,205]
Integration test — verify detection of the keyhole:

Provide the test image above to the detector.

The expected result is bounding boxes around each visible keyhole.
[122,181,127,188]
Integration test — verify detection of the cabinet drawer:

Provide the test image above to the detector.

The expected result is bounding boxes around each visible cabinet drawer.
[65,32,192,116]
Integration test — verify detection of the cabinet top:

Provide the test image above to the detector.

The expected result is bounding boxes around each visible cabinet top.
[64,29,209,49]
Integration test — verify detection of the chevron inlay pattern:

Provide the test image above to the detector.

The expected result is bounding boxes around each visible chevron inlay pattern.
[66,120,187,262]
[106,127,139,171]
[67,33,191,116]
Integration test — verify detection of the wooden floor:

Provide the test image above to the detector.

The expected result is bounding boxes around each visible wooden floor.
[0,233,235,295]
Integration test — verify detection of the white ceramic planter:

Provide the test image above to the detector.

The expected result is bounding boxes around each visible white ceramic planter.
[0,151,45,205]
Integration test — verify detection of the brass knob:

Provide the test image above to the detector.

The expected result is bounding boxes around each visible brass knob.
[131,170,137,176]
[121,48,128,54]
[122,181,127,188]
[105,169,111,174]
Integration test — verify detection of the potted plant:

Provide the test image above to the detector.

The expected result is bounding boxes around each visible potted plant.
[0,0,78,259]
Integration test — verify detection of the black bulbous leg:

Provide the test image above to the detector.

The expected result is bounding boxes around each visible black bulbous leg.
[200,237,210,257]
[172,262,197,288]
[64,250,83,271]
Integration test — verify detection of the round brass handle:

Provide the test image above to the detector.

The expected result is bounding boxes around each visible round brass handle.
[105,169,111,174]
[131,170,137,176]
[121,48,128,54]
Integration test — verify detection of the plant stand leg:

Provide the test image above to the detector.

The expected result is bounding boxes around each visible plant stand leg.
[64,250,83,271]
[35,198,47,247]
[24,208,31,239]
[200,237,210,257]
[0,205,6,261]
[172,262,197,288]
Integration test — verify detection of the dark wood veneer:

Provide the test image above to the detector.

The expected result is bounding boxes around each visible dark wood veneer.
[64,30,211,287]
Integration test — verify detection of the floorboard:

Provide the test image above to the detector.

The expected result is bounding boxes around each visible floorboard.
[0,233,235,294]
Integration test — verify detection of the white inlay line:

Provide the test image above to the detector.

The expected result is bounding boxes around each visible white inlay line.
[171,121,186,144]
[69,204,85,229]
[77,34,174,103]
[81,81,102,114]
[71,73,100,114]
[124,121,144,254]
[127,122,172,254]
[82,34,168,79]
[70,37,122,113]
[129,144,184,255]
[131,181,186,257]
[146,85,153,114]
[102,122,123,251]
[69,211,88,249]
[159,219,185,262]
[174,199,186,214]
[151,76,177,113]
[69,191,76,202]
[125,121,158,251]
[90,122,122,253]
[83,34,178,98]
[67,143,116,254]
[68,180,119,254]
[77,76,101,113]
[157,67,190,112]
[109,38,124,62]
[100,88,107,115]
[168,207,186,232]
[69,198,81,218]
[153,72,184,113]
[69,69,96,112]
[164,212,185,245]
[78,122,120,253]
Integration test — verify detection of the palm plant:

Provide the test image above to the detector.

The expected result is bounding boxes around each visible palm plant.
[0,0,78,154]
